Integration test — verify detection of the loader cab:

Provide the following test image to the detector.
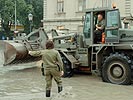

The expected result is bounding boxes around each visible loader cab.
[83,8,121,45]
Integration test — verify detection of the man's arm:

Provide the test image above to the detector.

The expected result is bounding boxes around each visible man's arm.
[96,20,105,30]
[96,25,104,30]
[29,50,42,56]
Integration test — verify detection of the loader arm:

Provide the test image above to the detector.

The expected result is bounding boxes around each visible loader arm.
[2,28,48,65]
[23,28,49,50]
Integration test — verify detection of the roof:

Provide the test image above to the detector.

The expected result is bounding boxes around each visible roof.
[85,7,118,13]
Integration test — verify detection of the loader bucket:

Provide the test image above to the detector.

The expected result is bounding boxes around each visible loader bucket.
[3,40,28,65]
[1,40,41,66]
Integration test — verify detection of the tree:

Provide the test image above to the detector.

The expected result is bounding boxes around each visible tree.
[0,0,15,36]
[0,0,33,35]
[32,0,43,28]
[25,0,43,28]
[0,0,43,36]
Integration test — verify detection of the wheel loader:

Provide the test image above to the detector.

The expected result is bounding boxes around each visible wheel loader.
[1,7,133,85]
[0,28,50,66]
[52,7,133,85]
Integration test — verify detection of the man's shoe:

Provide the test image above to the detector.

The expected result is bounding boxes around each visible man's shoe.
[46,90,51,97]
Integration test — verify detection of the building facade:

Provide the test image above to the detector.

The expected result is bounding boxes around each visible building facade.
[42,0,133,32]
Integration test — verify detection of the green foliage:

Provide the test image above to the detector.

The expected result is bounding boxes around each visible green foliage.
[31,0,43,28]
[0,0,15,35]
[25,0,43,28]
[0,0,43,35]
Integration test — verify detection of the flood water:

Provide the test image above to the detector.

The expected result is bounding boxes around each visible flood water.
[1,47,133,100]
[0,47,45,100]
[0,47,75,100]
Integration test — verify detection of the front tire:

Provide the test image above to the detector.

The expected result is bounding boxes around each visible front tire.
[102,53,131,85]
[62,57,73,77]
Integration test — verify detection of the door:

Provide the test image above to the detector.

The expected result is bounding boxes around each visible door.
[83,12,91,46]
[105,9,120,43]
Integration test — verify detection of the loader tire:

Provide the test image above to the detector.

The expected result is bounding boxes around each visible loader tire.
[62,57,73,78]
[102,53,131,85]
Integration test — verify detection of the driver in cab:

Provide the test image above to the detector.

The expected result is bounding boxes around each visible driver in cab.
[94,13,105,43]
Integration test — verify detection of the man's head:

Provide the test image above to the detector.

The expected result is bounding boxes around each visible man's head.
[98,14,103,21]
[46,40,54,49]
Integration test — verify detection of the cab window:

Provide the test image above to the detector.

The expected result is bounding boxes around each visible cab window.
[105,10,119,43]
[107,10,119,27]
[83,13,91,38]
[106,30,118,38]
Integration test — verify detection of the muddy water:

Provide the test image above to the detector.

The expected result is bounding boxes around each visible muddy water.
[0,48,44,100]
[1,49,133,100]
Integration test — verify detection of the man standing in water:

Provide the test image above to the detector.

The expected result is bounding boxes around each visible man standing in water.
[29,40,64,98]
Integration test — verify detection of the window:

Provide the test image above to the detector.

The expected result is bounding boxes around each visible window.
[107,10,119,27]
[78,0,86,12]
[106,30,118,38]
[83,13,91,38]
[57,0,64,13]
[106,10,119,43]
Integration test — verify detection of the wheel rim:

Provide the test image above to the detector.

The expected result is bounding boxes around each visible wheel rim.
[107,62,126,84]
[111,65,123,78]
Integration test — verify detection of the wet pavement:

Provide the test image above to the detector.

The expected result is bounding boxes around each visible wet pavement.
[1,49,133,100]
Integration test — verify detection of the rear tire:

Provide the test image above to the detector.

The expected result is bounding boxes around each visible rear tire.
[102,53,131,85]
